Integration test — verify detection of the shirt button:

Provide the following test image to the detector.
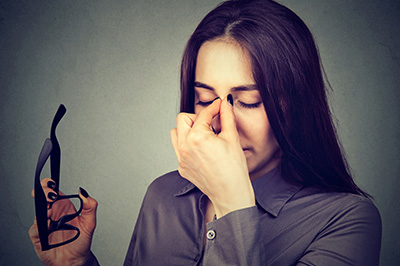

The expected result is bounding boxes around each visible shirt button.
[206,230,216,240]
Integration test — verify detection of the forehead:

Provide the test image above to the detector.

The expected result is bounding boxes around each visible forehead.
[195,39,255,89]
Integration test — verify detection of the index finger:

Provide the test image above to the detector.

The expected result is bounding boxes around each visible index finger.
[191,98,221,132]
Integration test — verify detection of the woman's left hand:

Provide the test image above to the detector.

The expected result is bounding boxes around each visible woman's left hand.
[170,97,255,218]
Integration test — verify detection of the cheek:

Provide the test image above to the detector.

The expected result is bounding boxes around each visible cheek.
[235,109,279,150]
[234,109,269,138]
[259,116,278,149]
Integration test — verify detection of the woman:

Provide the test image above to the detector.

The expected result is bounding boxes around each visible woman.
[29,0,382,265]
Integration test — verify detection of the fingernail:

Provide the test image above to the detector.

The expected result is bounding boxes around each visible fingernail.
[48,192,58,201]
[79,187,89,198]
[47,181,56,189]
[227,94,233,106]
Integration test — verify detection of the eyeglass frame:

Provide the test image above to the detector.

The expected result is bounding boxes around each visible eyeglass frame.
[34,104,83,251]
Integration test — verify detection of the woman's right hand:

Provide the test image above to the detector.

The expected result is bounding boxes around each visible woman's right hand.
[170,98,255,219]
[29,178,98,266]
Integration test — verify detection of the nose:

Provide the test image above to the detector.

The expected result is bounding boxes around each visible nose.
[211,114,221,134]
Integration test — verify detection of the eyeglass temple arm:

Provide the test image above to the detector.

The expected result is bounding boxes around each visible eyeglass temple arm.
[34,138,53,251]
[50,104,66,194]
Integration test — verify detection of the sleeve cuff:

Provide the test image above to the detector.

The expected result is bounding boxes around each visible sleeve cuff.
[82,251,100,266]
[203,206,263,265]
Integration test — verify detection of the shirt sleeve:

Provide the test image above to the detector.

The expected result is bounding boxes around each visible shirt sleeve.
[123,226,137,266]
[81,251,100,266]
[296,199,382,266]
[202,206,264,265]
[202,199,381,266]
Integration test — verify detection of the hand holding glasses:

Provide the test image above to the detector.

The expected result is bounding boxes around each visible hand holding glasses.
[34,105,83,251]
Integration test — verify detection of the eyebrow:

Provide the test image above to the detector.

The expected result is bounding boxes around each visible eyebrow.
[194,81,258,92]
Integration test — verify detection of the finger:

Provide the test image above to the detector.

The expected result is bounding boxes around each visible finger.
[32,178,58,202]
[40,177,56,190]
[32,178,56,198]
[78,187,98,233]
[176,113,196,143]
[170,128,181,162]
[31,189,57,204]
[220,95,239,140]
[191,98,221,132]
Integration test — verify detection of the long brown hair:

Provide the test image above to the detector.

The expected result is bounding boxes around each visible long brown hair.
[180,0,369,197]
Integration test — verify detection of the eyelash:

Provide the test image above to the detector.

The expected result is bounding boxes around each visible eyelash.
[238,101,262,109]
[196,100,214,107]
[196,97,220,107]
[196,100,262,109]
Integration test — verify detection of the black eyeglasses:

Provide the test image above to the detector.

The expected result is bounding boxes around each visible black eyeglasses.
[34,104,83,251]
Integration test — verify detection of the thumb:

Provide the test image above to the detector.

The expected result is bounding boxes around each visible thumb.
[220,94,238,140]
[79,187,98,230]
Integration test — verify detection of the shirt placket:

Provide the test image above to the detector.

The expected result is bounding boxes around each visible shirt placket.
[194,193,209,265]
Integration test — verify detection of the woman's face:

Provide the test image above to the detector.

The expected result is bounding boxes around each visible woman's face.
[194,39,281,180]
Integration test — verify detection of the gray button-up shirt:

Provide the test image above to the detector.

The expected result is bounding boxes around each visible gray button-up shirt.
[84,167,381,266]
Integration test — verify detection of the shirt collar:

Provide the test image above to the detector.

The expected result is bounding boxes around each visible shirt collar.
[174,167,302,217]
[174,181,196,196]
[252,167,302,217]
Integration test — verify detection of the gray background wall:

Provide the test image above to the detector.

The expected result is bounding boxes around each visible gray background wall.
[0,0,398,265]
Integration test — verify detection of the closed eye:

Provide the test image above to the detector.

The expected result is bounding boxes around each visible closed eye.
[238,101,262,109]
[196,100,214,107]
[196,97,220,107]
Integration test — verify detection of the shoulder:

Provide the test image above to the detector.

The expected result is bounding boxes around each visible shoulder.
[288,187,382,235]
[329,193,381,228]
[297,188,382,234]
[298,187,380,215]
[322,192,380,220]
[293,190,382,265]
[336,193,379,214]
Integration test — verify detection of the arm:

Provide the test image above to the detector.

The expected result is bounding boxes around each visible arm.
[203,196,381,266]
[202,206,263,265]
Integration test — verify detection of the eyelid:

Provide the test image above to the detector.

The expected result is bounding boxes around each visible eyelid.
[196,97,220,106]
[237,101,262,109]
